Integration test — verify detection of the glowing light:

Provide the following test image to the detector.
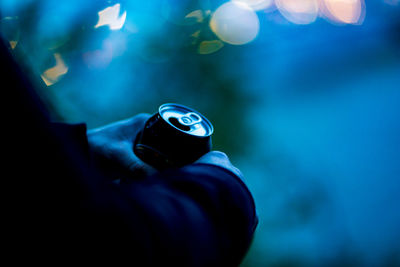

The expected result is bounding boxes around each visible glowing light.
[321,0,364,24]
[95,3,127,30]
[275,0,319,24]
[185,10,204,23]
[198,40,224,54]
[83,39,117,69]
[41,54,68,86]
[9,41,17,49]
[210,2,260,45]
[232,0,274,11]
[1,16,20,49]
[191,30,201,39]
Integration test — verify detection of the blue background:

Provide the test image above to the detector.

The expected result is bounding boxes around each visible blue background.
[1,1,400,265]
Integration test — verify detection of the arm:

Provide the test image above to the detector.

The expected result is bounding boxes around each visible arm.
[2,39,256,265]
[125,163,258,266]
[87,115,258,266]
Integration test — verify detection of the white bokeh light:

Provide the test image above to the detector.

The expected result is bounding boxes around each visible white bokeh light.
[95,3,127,30]
[210,2,260,45]
[231,0,275,11]
[275,0,319,25]
[321,0,364,25]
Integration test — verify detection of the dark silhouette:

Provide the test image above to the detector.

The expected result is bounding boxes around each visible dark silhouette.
[1,39,257,266]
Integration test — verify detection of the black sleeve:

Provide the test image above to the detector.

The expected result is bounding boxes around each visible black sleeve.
[2,39,257,266]
[116,163,258,266]
[28,122,258,266]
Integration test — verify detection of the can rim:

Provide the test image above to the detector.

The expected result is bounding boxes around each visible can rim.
[159,103,214,137]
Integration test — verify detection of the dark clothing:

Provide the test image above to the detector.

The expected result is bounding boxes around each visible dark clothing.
[2,40,257,266]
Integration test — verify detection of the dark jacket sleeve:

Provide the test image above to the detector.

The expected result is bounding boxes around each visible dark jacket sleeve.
[2,39,257,266]
[43,122,258,266]
[116,163,258,266]
[33,122,258,266]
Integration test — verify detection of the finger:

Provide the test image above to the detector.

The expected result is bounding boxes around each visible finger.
[195,151,230,165]
[120,113,151,137]
[97,113,151,141]
[195,151,244,179]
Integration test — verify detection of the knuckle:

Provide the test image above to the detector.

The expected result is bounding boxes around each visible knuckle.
[135,113,151,122]
[131,113,151,128]
[210,151,229,159]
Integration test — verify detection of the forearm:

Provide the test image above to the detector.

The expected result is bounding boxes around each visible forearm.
[117,164,257,266]
[44,122,257,265]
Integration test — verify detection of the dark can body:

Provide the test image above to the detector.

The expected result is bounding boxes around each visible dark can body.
[134,103,213,169]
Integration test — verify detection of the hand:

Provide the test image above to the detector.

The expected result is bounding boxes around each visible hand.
[195,151,244,180]
[87,113,157,180]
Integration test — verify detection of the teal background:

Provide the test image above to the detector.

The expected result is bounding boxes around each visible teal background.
[2,1,400,265]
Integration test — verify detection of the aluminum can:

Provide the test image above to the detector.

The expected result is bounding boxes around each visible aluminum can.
[134,103,213,169]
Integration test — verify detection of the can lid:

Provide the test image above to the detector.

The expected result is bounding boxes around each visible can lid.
[159,103,213,137]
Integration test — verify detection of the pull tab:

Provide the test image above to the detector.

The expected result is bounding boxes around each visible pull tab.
[178,112,202,126]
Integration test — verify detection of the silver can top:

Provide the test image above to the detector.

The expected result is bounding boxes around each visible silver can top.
[159,103,213,137]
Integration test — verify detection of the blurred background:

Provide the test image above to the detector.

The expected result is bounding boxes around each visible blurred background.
[1,0,400,266]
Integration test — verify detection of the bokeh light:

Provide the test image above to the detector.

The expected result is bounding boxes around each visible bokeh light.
[198,40,224,54]
[9,40,17,49]
[210,2,260,45]
[41,53,68,86]
[82,35,127,69]
[1,16,19,49]
[184,9,205,23]
[232,0,275,11]
[2,1,400,266]
[320,0,365,25]
[275,0,319,24]
[95,3,126,30]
